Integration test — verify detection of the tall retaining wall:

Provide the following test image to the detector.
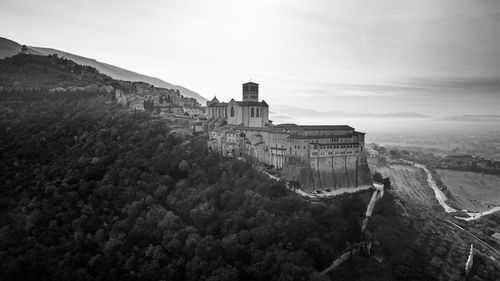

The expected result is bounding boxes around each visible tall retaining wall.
[282,152,371,191]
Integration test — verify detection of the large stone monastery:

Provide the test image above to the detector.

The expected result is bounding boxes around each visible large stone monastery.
[205,82,371,190]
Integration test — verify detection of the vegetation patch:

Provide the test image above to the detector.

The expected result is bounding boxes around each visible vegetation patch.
[0,95,373,281]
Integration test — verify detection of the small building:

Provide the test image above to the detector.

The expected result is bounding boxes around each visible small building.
[157,104,184,115]
[115,89,127,105]
[21,44,28,54]
[190,122,204,134]
[492,232,500,242]
[184,106,205,117]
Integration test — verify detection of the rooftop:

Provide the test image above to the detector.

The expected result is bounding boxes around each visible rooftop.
[287,131,364,139]
[274,124,355,131]
[235,101,268,107]
[492,233,500,241]
[298,125,354,130]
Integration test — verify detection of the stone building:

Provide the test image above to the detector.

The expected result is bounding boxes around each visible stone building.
[183,106,205,117]
[115,89,127,106]
[206,82,371,190]
[206,82,270,128]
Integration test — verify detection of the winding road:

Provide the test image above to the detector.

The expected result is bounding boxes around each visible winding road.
[403,159,500,221]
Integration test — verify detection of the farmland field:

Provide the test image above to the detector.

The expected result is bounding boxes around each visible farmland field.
[435,169,500,212]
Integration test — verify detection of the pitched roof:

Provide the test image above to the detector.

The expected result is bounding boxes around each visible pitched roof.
[298,125,354,130]
[287,131,364,139]
[492,233,500,241]
[208,96,219,104]
[235,101,268,107]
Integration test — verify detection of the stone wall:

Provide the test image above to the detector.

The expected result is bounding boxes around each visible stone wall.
[282,152,371,191]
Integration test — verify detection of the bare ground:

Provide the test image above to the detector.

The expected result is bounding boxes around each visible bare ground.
[435,169,500,212]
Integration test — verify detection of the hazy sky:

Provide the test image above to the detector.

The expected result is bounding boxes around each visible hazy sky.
[2,0,500,116]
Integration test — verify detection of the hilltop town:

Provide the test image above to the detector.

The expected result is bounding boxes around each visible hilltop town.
[0,52,205,120]
[113,80,372,190]
[0,52,371,191]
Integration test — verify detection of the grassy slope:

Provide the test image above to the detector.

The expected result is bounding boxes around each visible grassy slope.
[435,169,500,212]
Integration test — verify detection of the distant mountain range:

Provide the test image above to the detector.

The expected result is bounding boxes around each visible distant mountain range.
[271,104,432,120]
[0,37,207,103]
[435,115,500,122]
[270,105,500,125]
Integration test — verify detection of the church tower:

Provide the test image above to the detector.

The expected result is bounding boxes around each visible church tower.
[242,82,259,102]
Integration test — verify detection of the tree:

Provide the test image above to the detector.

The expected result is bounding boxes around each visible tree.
[373,172,383,184]
[383,178,391,190]
[346,214,361,259]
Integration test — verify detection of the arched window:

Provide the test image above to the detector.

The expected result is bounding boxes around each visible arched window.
[251,107,254,117]
[230,106,234,117]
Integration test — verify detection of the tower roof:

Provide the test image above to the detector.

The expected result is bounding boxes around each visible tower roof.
[243,82,259,86]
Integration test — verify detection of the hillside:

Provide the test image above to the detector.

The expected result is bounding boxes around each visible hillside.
[0,37,207,103]
[0,37,43,58]
[0,94,377,281]
[0,53,116,90]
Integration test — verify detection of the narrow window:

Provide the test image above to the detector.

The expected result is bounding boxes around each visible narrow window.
[251,107,254,117]
[256,107,260,117]
[230,107,234,117]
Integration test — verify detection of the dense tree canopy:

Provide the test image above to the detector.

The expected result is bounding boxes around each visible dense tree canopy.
[0,96,372,281]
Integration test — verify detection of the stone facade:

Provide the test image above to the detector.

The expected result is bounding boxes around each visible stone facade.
[206,82,270,128]
[206,82,371,190]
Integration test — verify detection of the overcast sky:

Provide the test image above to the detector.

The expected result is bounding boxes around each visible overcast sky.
[2,0,500,116]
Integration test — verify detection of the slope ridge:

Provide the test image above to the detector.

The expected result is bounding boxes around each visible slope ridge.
[0,37,206,102]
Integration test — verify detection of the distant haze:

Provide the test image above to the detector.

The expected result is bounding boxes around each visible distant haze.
[2,0,500,116]
[269,104,500,137]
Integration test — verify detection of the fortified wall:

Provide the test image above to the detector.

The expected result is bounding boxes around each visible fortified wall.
[282,152,371,191]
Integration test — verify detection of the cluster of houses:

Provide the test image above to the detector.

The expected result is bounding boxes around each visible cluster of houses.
[114,81,205,117]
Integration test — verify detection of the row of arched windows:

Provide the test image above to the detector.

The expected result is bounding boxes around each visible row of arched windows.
[250,107,260,117]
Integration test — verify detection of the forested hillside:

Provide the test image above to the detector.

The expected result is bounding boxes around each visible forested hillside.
[0,53,115,89]
[0,93,377,281]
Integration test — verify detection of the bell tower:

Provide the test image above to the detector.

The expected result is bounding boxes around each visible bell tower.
[242,82,259,102]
